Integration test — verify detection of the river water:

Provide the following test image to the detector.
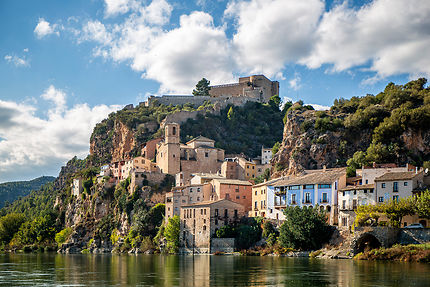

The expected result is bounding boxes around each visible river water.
[0,253,429,286]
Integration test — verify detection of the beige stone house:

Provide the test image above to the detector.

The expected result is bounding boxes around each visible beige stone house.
[179,199,246,254]
[338,184,375,229]
[156,123,224,183]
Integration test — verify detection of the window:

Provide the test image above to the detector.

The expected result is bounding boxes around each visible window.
[322,193,328,203]
[305,193,311,203]
[203,226,206,231]
[352,199,357,210]
[215,209,219,216]
[255,201,258,209]
[291,194,296,204]
[204,209,206,215]
[304,184,314,189]
[197,188,200,192]
[365,179,369,184]
[255,190,257,195]
[205,152,209,157]
[378,197,384,203]
[318,184,331,189]
[224,209,228,218]
[193,209,195,218]
[393,182,398,192]
[252,166,255,169]
[190,188,193,193]
[289,185,300,190]
[342,217,347,227]
[364,189,367,194]
[342,200,346,209]
[404,182,408,186]
[242,196,246,199]
[382,183,386,188]
[236,196,240,199]
[235,188,239,193]
[234,209,238,218]
[197,197,200,201]
[370,189,374,193]
[172,126,176,135]
[215,219,218,225]
[393,195,399,202]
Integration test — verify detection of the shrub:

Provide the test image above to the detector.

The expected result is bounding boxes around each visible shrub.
[55,227,72,246]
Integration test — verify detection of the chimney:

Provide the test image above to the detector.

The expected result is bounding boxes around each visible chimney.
[416,166,418,174]
[323,165,326,172]
[373,162,376,168]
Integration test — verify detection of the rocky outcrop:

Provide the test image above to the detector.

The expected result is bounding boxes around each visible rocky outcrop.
[271,109,370,177]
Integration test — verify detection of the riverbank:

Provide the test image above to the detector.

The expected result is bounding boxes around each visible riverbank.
[354,243,430,262]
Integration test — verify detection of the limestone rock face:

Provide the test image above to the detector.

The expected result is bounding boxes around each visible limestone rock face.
[271,109,370,177]
[271,107,430,177]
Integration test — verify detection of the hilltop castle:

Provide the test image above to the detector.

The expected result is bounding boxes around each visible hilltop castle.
[144,75,279,107]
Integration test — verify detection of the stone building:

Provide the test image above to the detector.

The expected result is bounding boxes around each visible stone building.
[209,178,253,212]
[156,123,224,182]
[145,75,279,107]
[220,156,270,180]
[338,184,375,229]
[165,183,211,221]
[179,199,246,254]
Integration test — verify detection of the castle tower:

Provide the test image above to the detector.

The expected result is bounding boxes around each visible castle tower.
[165,123,180,144]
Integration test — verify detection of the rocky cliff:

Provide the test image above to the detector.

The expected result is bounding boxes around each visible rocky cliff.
[272,79,430,176]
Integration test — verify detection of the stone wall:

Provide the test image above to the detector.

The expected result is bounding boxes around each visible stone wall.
[398,229,430,245]
[211,238,235,253]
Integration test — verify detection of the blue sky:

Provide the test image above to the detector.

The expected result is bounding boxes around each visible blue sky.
[1,0,429,182]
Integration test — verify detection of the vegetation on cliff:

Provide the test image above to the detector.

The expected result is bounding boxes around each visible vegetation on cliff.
[0,176,56,208]
[273,78,430,175]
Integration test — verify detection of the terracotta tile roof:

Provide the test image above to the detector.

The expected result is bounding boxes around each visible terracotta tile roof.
[274,169,346,187]
[252,177,288,188]
[213,178,253,186]
[181,198,243,208]
[374,171,421,181]
[186,135,215,144]
[340,184,375,191]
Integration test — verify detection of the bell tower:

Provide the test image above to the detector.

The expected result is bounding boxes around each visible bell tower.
[165,123,180,144]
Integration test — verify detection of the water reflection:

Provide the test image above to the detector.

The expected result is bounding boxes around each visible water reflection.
[0,253,429,286]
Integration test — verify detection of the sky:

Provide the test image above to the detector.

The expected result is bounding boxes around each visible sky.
[1,0,430,183]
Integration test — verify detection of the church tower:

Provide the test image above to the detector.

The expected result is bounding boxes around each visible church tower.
[165,122,180,144]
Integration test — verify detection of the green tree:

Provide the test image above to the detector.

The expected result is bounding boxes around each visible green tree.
[0,213,25,244]
[279,206,332,250]
[192,78,211,97]
[415,190,430,219]
[262,221,277,238]
[55,227,73,246]
[164,215,180,253]
[216,225,235,238]
[269,94,281,110]
[354,204,383,227]
[272,142,281,155]
[382,198,415,227]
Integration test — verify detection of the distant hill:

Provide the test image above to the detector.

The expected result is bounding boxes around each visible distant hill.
[0,176,56,208]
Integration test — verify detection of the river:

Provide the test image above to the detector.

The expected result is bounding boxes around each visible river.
[0,253,429,286]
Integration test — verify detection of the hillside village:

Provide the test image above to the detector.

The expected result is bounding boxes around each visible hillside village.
[67,75,430,255]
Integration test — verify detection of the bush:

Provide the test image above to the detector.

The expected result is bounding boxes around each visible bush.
[279,206,332,250]
[0,213,25,244]
[55,227,72,246]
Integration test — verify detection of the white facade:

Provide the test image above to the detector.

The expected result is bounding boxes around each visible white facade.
[261,147,272,165]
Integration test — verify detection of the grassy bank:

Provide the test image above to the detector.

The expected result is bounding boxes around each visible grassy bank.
[354,243,430,262]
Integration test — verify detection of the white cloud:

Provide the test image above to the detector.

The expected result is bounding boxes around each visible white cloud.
[289,74,301,91]
[4,54,29,67]
[226,0,324,77]
[34,18,60,38]
[104,0,139,17]
[80,1,234,93]
[301,0,430,79]
[0,87,120,182]
[310,104,330,111]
